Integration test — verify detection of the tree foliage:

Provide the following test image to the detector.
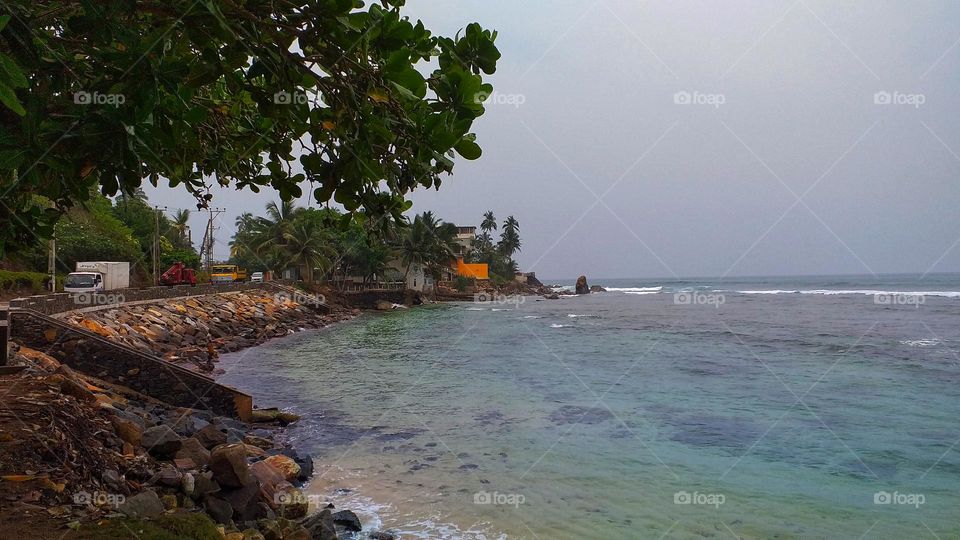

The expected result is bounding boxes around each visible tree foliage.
[0,1,500,256]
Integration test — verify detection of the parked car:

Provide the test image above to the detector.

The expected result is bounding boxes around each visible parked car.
[250,272,264,283]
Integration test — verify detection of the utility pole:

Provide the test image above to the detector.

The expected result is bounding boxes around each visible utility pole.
[202,207,225,274]
[153,206,169,285]
[47,234,56,292]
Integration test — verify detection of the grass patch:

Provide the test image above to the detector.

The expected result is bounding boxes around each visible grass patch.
[69,512,222,540]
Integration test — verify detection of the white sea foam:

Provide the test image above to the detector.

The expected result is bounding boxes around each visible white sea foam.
[607,286,663,293]
[522,315,541,319]
[734,289,960,298]
[900,339,942,347]
[490,308,512,312]
[567,314,599,318]
[465,307,484,311]
[549,324,571,328]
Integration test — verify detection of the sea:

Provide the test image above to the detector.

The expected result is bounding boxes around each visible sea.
[219,273,960,539]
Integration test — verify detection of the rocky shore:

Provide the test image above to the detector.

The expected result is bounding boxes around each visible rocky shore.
[59,287,360,373]
[1,285,389,539]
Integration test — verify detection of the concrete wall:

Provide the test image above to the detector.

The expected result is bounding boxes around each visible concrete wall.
[9,309,252,420]
[11,281,289,316]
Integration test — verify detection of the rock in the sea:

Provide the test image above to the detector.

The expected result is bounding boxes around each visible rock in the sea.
[332,509,362,532]
[302,509,338,540]
[141,425,182,458]
[210,443,254,488]
[118,490,164,519]
[589,285,606,292]
[264,455,301,483]
[544,293,559,299]
[575,275,590,295]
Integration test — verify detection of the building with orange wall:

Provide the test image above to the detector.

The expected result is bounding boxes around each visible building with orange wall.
[455,257,489,280]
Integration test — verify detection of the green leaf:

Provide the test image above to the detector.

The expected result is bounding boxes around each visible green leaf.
[0,54,27,88]
[454,138,482,160]
[0,83,25,116]
[0,15,9,32]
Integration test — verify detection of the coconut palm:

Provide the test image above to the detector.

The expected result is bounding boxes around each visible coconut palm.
[169,209,191,247]
[498,215,521,258]
[283,221,334,282]
[481,210,497,233]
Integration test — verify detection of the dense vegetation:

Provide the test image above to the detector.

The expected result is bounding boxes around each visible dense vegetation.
[0,1,500,256]
[9,191,200,282]
[230,203,523,285]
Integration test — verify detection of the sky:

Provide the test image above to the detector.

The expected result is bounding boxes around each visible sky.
[146,0,960,280]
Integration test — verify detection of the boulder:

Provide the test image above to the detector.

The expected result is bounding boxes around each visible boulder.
[192,471,220,500]
[369,533,395,540]
[221,482,261,522]
[210,443,254,488]
[196,424,228,449]
[302,509,339,540]
[575,275,590,295]
[111,416,143,446]
[118,490,164,519]
[589,285,606,292]
[250,408,301,426]
[141,425,182,458]
[176,437,212,468]
[275,484,308,519]
[204,495,234,525]
[264,455,301,483]
[155,464,182,487]
[332,510,362,532]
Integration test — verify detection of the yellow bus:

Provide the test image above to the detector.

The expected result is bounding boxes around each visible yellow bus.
[210,264,247,283]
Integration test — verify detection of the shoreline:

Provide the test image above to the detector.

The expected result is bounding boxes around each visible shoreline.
[0,281,553,538]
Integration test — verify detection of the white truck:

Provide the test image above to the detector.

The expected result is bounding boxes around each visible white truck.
[64,261,130,293]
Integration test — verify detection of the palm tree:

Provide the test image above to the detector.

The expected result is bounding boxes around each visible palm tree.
[283,221,334,283]
[170,209,191,247]
[481,211,497,233]
[498,215,521,258]
[396,216,433,283]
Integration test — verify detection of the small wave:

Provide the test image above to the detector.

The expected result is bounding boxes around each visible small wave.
[606,286,663,293]
[900,339,942,347]
[522,315,541,319]
[464,307,484,311]
[567,314,600,318]
[550,324,571,328]
[733,289,960,298]
[490,308,512,312]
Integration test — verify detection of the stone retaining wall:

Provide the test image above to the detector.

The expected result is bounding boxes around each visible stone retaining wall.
[10,281,290,315]
[9,309,252,420]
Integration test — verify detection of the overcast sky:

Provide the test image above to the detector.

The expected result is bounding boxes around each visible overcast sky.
[146,0,960,280]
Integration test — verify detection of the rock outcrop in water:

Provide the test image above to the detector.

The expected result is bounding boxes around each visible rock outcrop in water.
[575,275,590,295]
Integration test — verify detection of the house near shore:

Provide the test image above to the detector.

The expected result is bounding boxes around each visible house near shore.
[286,224,491,292]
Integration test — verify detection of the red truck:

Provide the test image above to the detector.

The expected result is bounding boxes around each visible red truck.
[159,262,197,286]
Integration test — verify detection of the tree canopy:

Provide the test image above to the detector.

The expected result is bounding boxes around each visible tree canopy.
[0,1,500,255]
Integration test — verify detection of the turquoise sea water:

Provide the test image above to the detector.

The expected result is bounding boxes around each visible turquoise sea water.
[220,274,960,539]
